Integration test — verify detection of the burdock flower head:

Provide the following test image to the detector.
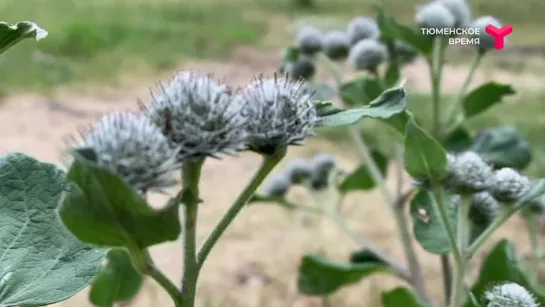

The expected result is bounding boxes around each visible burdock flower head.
[142,71,247,161]
[346,16,380,46]
[445,151,493,194]
[309,153,337,190]
[296,25,323,55]
[416,1,456,29]
[488,168,532,202]
[284,55,316,81]
[322,31,350,61]
[348,39,388,72]
[237,74,319,155]
[471,16,503,51]
[285,159,313,184]
[262,173,292,197]
[73,112,179,192]
[483,283,539,307]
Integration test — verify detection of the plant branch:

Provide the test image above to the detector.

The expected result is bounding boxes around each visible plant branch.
[197,147,287,267]
[467,206,516,258]
[143,250,184,307]
[429,37,446,136]
[449,194,471,307]
[527,214,540,285]
[441,255,453,305]
[430,186,462,265]
[180,159,205,306]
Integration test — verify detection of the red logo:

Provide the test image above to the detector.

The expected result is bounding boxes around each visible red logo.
[485,24,513,50]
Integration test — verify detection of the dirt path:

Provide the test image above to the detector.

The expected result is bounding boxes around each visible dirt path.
[0,47,538,307]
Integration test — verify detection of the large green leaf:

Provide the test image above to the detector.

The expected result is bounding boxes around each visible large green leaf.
[462,82,515,119]
[410,190,457,254]
[0,153,106,306]
[58,153,181,250]
[297,253,393,295]
[382,287,431,307]
[0,21,47,54]
[338,151,388,193]
[89,248,144,307]
[403,118,448,181]
[465,239,545,307]
[377,8,433,57]
[317,84,407,127]
[340,76,382,106]
[442,126,473,153]
[471,126,532,170]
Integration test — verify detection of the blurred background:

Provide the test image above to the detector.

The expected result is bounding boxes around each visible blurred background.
[2,0,545,306]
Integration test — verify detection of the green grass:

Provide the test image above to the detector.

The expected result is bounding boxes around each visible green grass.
[1,0,543,92]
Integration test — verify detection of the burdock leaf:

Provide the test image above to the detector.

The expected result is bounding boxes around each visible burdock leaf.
[317,83,407,127]
[462,82,515,118]
[58,153,181,249]
[471,126,532,170]
[0,21,47,54]
[0,153,105,306]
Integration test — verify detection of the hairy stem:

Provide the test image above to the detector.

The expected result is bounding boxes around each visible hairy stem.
[527,214,539,285]
[347,128,428,299]
[180,159,205,306]
[445,50,485,128]
[197,147,286,267]
[450,194,471,307]
[430,186,462,265]
[467,206,516,258]
[429,37,446,136]
[441,255,453,305]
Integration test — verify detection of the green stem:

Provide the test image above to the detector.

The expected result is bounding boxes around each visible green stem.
[527,214,539,285]
[441,255,452,305]
[429,37,446,136]
[449,194,471,307]
[430,186,462,265]
[445,50,484,129]
[197,148,287,267]
[467,206,516,258]
[180,159,205,306]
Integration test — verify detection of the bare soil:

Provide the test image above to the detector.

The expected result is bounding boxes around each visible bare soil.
[0,46,540,307]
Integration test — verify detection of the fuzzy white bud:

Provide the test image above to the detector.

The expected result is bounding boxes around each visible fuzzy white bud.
[483,283,539,307]
[142,71,248,161]
[416,1,456,29]
[323,31,350,61]
[286,159,313,184]
[440,0,472,28]
[296,26,323,55]
[348,39,388,71]
[346,17,380,45]
[488,168,532,202]
[446,152,493,193]
[263,173,291,197]
[237,75,318,155]
[471,16,503,50]
[309,153,337,190]
[285,55,316,81]
[74,112,179,192]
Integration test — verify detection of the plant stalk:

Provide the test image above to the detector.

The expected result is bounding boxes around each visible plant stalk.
[430,186,462,265]
[180,159,205,306]
[449,194,471,307]
[429,37,446,136]
[527,214,540,285]
[197,147,287,267]
[441,255,453,305]
[467,206,516,258]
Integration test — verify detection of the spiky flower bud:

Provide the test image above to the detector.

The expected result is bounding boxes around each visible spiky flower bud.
[346,16,380,46]
[469,192,501,226]
[440,0,472,28]
[488,168,532,202]
[74,112,179,192]
[471,16,503,51]
[285,55,316,81]
[237,75,319,155]
[309,153,337,190]
[392,40,418,65]
[446,152,493,194]
[142,71,247,161]
[416,1,456,29]
[348,39,388,72]
[263,173,291,197]
[286,159,313,184]
[322,31,350,61]
[483,283,539,307]
[296,26,323,55]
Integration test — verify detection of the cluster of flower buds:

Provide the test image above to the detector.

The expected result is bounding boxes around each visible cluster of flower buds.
[415,0,504,51]
[292,16,417,75]
[72,71,320,192]
[261,152,338,197]
[483,282,539,307]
